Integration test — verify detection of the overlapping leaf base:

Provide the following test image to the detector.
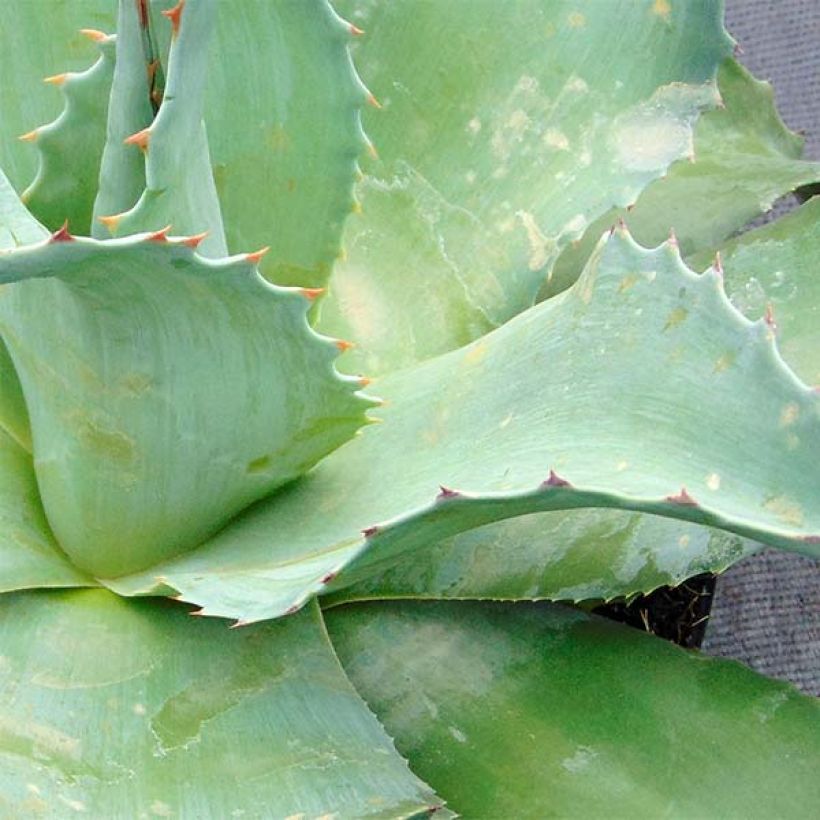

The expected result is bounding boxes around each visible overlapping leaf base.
[0,591,443,817]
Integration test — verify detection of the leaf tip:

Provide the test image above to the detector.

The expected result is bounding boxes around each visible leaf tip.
[162,0,186,37]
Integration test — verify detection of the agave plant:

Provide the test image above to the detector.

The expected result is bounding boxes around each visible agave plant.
[0,0,817,815]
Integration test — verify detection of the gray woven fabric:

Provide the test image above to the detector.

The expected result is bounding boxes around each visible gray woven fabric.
[701,1,820,696]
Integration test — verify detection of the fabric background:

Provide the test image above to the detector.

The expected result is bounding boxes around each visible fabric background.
[701,1,820,696]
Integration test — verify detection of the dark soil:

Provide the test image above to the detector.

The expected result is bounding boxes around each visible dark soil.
[593,573,717,649]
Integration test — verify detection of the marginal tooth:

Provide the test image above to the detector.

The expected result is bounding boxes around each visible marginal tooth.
[542,469,572,488]
[437,486,461,500]
[124,127,151,152]
[49,221,74,243]
[335,340,355,352]
[366,92,382,109]
[358,376,372,387]
[18,130,39,143]
[350,23,365,36]
[182,231,209,248]
[245,246,270,264]
[668,228,678,248]
[43,73,68,86]
[666,487,699,507]
[299,287,325,301]
[147,225,172,243]
[362,525,380,538]
[162,0,186,37]
[350,199,363,214]
[764,303,777,332]
[229,619,249,629]
[712,252,724,276]
[79,28,109,42]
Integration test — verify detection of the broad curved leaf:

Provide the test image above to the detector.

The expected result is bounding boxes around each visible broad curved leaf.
[0,429,91,593]
[0,590,443,817]
[320,0,732,375]
[111,229,820,623]
[0,233,370,578]
[326,600,820,819]
[325,510,757,607]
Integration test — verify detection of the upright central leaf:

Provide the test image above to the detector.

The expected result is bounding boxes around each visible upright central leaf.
[0,233,370,578]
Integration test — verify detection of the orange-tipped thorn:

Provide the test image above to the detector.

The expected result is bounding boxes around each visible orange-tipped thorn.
[336,340,355,352]
[124,127,151,151]
[365,139,379,160]
[358,376,372,388]
[764,303,777,331]
[18,130,38,143]
[350,23,365,36]
[162,0,185,37]
[300,287,325,301]
[366,92,382,109]
[713,251,724,276]
[182,231,209,248]
[245,246,270,264]
[44,73,68,86]
[98,213,123,233]
[79,28,108,42]
[668,228,678,248]
[49,221,74,243]
[147,225,172,242]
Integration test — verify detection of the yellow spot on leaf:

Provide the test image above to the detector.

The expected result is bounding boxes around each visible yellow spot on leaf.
[664,306,689,331]
[763,495,804,527]
[706,472,721,491]
[266,124,290,152]
[779,402,799,427]
[713,351,736,373]
[618,274,641,294]
[652,0,672,20]
[465,342,488,365]
[679,534,690,548]
[568,12,586,27]
[516,210,556,272]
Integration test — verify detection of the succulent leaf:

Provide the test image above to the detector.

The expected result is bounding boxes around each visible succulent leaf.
[110,228,820,622]
[325,510,759,607]
[320,0,732,375]
[91,0,159,230]
[98,0,228,257]
[546,58,820,298]
[129,0,370,287]
[0,3,118,193]
[0,430,92,593]
[690,195,820,386]
[0,590,444,816]
[20,31,115,235]
[327,600,820,818]
[0,233,371,578]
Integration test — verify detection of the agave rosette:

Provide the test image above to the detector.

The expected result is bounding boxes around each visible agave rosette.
[0,1,816,815]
